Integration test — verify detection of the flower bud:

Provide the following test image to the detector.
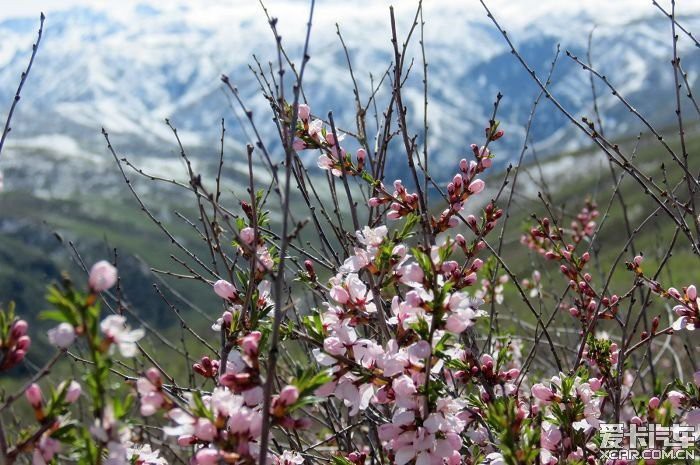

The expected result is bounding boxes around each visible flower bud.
[279,385,300,406]
[531,383,555,402]
[195,448,220,465]
[15,335,30,351]
[89,260,118,292]
[649,396,660,409]
[25,383,43,408]
[10,320,28,339]
[177,435,196,447]
[297,104,310,121]
[62,380,82,403]
[47,323,75,349]
[213,280,238,301]
[667,390,686,408]
[468,179,485,195]
[241,331,262,357]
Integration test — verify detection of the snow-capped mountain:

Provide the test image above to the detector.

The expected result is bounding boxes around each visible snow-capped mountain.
[0,0,699,196]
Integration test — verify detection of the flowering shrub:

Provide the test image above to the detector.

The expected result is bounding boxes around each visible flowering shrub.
[1,3,700,465]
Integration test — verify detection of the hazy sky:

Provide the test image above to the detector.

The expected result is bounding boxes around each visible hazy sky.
[2,0,699,25]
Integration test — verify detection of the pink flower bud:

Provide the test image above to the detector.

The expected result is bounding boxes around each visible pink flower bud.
[531,383,555,402]
[633,255,643,266]
[687,285,697,301]
[368,197,382,207]
[292,139,306,151]
[213,280,237,300]
[279,385,300,406]
[195,418,217,442]
[10,320,28,339]
[297,104,310,121]
[177,435,196,447]
[195,448,220,465]
[88,260,118,292]
[356,148,366,162]
[649,396,660,409]
[25,383,43,408]
[589,378,602,391]
[9,349,26,365]
[459,158,468,172]
[505,368,520,380]
[481,157,492,168]
[15,335,30,351]
[667,390,686,408]
[62,380,82,403]
[241,331,262,357]
[468,179,485,194]
[146,367,161,385]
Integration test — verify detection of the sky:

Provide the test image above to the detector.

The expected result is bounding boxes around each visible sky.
[2,0,700,27]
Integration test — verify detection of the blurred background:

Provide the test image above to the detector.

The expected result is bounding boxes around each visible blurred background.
[0,0,698,363]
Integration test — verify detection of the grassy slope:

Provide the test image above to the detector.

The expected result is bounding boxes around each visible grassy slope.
[485,125,700,338]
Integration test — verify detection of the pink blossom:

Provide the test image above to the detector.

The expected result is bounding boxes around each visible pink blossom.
[239,227,255,245]
[195,448,220,465]
[89,260,118,292]
[409,340,431,359]
[137,376,164,416]
[194,418,217,442]
[540,422,561,451]
[330,286,350,304]
[100,315,145,358]
[276,451,305,465]
[687,409,700,426]
[323,336,346,355]
[33,433,61,464]
[47,322,75,348]
[392,375,416,398]
[397,263,424,287]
